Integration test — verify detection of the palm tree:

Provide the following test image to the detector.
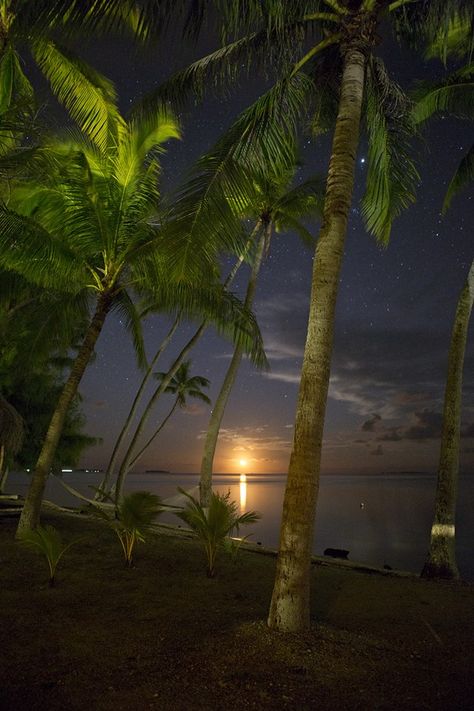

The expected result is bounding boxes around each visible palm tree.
[199,162,324,506]
[0,107,266,534]
[0,108,182,534]
[146,0,473,631]
[127,360,211,470]
[413,29,474,579]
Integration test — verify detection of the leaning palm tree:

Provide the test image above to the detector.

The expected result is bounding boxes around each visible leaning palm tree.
[0,110,178,533]
[126,359,211,471]
[199,161,324,506]
[144,0,474,631]
[0,106,263,534]
[414,29,474,579]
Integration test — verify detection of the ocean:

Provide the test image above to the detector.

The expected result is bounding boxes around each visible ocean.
[8,470,474,580]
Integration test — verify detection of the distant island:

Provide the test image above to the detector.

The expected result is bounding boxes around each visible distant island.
[144,469,171,474]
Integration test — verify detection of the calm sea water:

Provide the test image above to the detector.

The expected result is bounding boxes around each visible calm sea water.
[8,471,474,580]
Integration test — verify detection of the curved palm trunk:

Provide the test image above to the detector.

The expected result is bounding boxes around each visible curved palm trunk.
[16,292,112,535]
[114,323,206,505]
[268,47,367,632]
[199,223,267,506]
[112,238,256,504]
[129,399,179,469]
[96,313,180,499]
[422,258,474,580]
[0,445,7,492]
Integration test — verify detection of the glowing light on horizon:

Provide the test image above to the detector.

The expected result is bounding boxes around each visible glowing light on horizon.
[240,473,247,510]
[239,459,247,468]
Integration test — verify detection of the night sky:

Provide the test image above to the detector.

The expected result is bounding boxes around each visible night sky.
[56,23,473,476]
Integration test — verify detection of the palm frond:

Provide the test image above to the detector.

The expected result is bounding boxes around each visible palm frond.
[444,143,474,211]
[0,206,88,292]
[362,57,419,244]
[137,31,267,114]
[31,39,125,151]
[112,290,147,370]
[425,14,474,62]
[392,0,474,53]
[136,276,268,369]
[157,74,311,282]
[413,64,474,123]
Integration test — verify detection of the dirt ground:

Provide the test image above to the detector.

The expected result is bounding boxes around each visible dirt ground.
[1,510,473,710]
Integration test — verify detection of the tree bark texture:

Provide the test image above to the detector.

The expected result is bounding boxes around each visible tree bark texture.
[268,47,367,632]
[16,292,112,535]
[199,224,267,506]
[422,259,474,579]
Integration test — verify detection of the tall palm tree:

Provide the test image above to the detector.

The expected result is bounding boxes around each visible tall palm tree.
[199,162,324,506]
[414,29,474,579]
[145,0,472,631]
[127,359,211,470]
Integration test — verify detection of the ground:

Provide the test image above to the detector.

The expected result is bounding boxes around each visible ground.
[0,510,473,710]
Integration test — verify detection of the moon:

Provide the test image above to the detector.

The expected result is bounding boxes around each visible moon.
[239,459,247,467]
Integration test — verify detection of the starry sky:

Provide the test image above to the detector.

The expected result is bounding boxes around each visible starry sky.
[54,21,473,476]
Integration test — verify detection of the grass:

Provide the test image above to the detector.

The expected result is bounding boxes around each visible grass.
[0,510,473,710]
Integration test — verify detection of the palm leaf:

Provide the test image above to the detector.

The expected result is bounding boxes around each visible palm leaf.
[413,64,474,123]
[0,206,88,292]
[444,143,474,211]
[31,39,125,150]
[112,290,147,370]
[362,57,419,244]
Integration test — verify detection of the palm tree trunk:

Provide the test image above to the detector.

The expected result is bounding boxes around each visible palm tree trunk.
[199,223,267,506]
[96,313,180,499]
[268,46,367,632]
[421,258,474,580]
[16,292,112,535]
[114,323,206,505]
[128,399,179,469]
[112,235,257,504]
[0,445,7,492]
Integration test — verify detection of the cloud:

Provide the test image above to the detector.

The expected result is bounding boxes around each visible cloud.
[197,425,292,453]
[361,413,382,432]
[404,409,444,440]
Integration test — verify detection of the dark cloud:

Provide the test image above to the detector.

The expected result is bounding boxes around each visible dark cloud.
[361,413,382,432]
[404,409,444,440]
[461,423,474,438]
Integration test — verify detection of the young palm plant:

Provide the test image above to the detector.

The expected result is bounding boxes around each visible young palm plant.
[18,524,84,587]
[176,487,260,577]
[93,491,163,567]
